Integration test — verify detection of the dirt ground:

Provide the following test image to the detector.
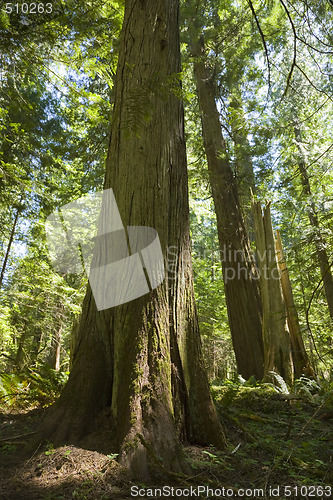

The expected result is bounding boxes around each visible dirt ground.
[0,387,332,499]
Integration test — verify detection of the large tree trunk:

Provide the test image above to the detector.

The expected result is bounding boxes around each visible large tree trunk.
[252,200,294,384]
[38,0,225,478]
[275,230,314,378]
[228,90,256,240]
[228,90,256,196]
[294,125,333,319]
[192,36,264,380]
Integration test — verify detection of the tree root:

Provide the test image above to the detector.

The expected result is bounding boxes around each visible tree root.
[222,412,256,443]
[0,431,36,443]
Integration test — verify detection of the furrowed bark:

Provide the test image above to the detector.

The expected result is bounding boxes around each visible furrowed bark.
[36,0,225,478]
[252,200,293,384]
[193,36,264,380]
[275,230,314,378]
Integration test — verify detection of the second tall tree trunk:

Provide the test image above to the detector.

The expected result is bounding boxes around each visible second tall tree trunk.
[193,36,264,379]
[252,200,294,384]
[276,230,314,378]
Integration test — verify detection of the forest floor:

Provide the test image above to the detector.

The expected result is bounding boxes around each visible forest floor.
[0,384,332,499]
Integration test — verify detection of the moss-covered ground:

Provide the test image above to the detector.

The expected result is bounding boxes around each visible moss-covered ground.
[0,381,332,499]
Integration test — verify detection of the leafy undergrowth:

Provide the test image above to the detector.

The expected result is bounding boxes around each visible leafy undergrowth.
[0,382,332,499]
[0,365,68,411]
[211,381,333,494]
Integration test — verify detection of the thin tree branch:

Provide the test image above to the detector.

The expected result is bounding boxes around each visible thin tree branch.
[0,431,36,443]
[305,141,333,170]
[246,0,271,92]
[295,62,333,102]
[296,35,333,55]
[296,97,330,125]
[279,0,297,97]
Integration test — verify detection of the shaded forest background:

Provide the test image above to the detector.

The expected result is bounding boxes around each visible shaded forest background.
[0,0,333,497]
[1,0,332,396]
